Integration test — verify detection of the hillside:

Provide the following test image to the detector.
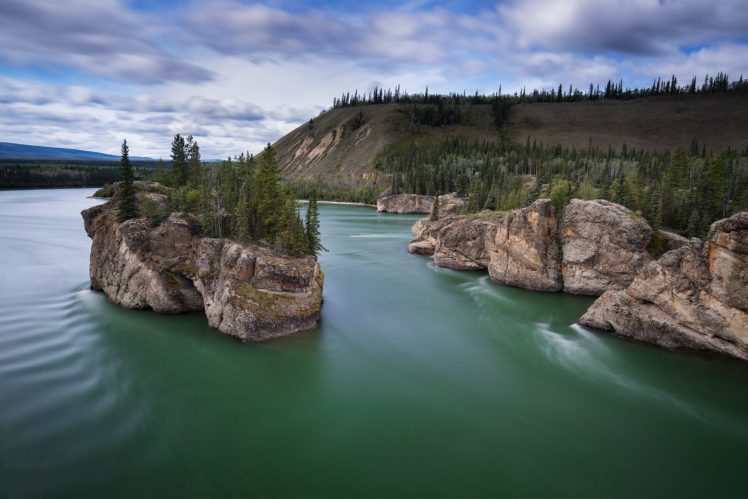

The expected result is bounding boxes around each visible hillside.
[273,93,748,186]
[0,142,152,161]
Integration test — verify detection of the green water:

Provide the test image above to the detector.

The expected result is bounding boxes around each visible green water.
[0,189,746,498]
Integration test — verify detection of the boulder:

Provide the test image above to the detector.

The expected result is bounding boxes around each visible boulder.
[559,199,653,295]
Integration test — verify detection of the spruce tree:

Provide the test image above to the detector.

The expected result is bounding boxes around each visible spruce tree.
[170,134,187,187]
[117,139,139,222]
[305,195,324,255]
[699,156,727,221]
[252,144,283,241]
[430,193,441,221]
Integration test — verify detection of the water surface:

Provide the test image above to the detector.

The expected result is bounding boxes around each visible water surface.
[1,188,746,497]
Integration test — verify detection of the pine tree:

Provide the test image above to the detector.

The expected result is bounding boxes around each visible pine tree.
[305,195,324,255]
[252,144,283,241]
[647,182,663,231]
[235,181,251,241]
[170,134,188,187]
[699,156,727,221]
[430,194,441,221]
[186,136,201,185]
[117,139,139,222]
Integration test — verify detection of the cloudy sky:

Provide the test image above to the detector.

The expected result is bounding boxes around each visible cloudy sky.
[1,0,746,159]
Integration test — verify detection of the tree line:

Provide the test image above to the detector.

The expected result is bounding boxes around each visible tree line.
[117,135,323,257]
[0,160,158,188]
[332,73,747,110]
[376,135,748,239]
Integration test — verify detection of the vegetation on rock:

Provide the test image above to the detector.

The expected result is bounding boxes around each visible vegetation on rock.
[116,140,139,222]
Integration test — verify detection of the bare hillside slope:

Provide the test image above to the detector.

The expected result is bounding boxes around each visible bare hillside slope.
[273,93,748,185]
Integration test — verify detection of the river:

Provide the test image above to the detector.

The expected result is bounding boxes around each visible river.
[1,188,746,497]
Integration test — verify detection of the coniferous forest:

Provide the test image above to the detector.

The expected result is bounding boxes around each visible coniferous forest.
[140,135,321,257]
[376,136,748,239]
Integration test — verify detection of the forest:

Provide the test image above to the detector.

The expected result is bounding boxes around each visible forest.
[376,135,748,239]
[331,73,748,128]
[119,135,322,257]
[0,160,159,189]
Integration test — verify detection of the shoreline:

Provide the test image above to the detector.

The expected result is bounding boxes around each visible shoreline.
[298,199,377,208]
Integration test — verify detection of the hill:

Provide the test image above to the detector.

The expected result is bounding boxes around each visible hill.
[0,142,152,161]
[273,92,748,187]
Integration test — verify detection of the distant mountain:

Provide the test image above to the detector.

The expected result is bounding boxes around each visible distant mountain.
[0,142,152,161]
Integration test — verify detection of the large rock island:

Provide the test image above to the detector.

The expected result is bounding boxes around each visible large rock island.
[82,183,323,341]
[409,198,747,360]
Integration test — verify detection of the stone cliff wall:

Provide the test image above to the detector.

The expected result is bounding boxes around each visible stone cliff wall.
[408,199,748,360]
[377,193,464,214]
[409,198,655,294]
[82,192,323,341]
[579,213,748,360]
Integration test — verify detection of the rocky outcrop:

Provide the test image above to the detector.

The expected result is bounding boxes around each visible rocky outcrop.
[411,198,648,293]
[377,193,464,214]
[559,199,653,295]
[82,193,323,342]
[409,200,563,291]
[486,199,563,291]
[409,198,748,359]
[580,213,748,360]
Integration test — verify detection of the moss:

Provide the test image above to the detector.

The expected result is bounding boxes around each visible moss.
[646,231,664,255]
[233,279,320,322]
[469,210,507,221]
[93,183,114,198]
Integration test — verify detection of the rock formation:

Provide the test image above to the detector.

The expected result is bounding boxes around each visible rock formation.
[408,198,748,359]
[410,200,563,290]
[580,213,748,360]
[377,193,464,214]
[82,184,323,341]
[559,199,653,295]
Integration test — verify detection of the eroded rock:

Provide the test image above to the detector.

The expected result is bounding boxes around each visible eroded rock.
[409,200,562,291]
[82,196,323,342]
[559,199,653,295]
[377,193,464,214]
[580,213,748,360]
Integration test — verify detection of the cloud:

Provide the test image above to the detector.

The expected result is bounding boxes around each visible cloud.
[0,0,212,84]
[0,0,747,159]
[499,0,748,55]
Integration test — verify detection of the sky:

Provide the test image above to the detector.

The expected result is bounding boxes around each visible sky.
[0,0,746,159]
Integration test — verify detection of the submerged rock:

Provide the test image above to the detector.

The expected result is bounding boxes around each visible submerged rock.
[580,212,748,360]
[377,193,464,214]
[82,195,323,342]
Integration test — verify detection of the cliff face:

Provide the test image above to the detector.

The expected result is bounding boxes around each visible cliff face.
[560,199,653,295]
[409,199,747,360]
[82,191,323,341]
[410,198,651,293]
[377,193,464,214]
[580,213,748,360]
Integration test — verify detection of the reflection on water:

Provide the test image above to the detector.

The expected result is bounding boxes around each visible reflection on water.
[0,189,747,497]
